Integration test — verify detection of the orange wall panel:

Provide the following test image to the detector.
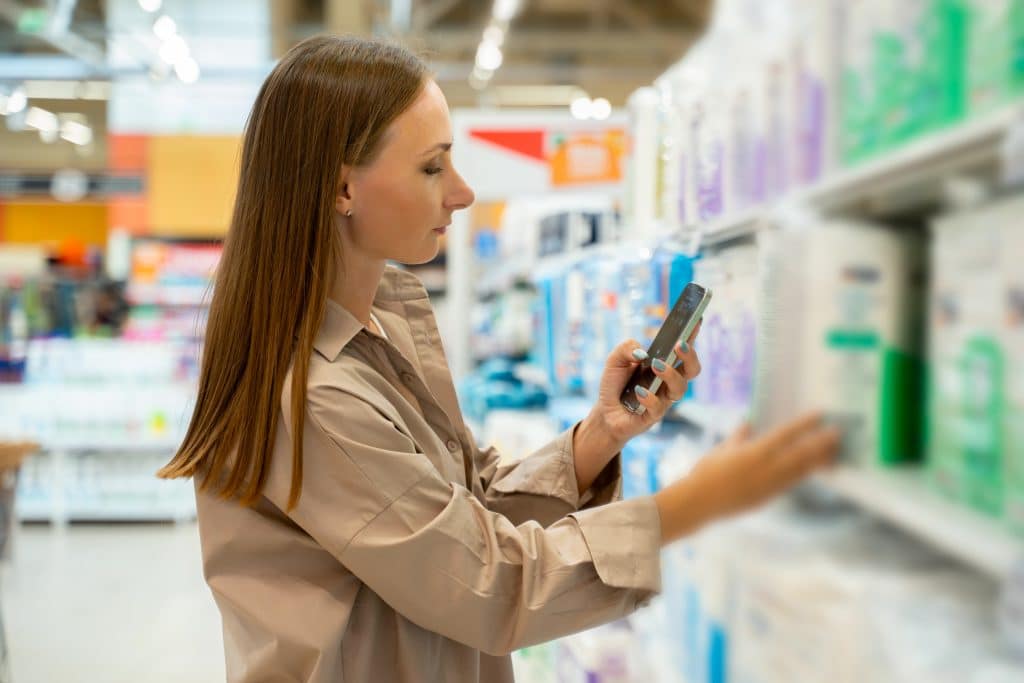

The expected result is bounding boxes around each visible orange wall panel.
[148,135,241,237]
[108,134,148,171]
[3,202,109,246]
[108,196,148,234]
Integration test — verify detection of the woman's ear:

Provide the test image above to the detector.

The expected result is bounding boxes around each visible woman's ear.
[335,165,354,216]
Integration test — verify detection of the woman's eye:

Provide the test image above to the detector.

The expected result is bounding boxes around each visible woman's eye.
[424,167,443,176]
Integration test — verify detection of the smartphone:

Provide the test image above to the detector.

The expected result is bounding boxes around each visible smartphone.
[620,282,712,415]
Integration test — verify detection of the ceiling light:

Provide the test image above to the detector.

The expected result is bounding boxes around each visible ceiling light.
[60,119,93,146]
[570,97,594,120]
[25,106,58,132]
[493,0,521,22]
[591,97,612,120]
[476,42,503,71]
[159,34,189,65]
[175,57,200,84]
[483,25,505,46]
[5,86,27,115]
[139,0,162,12]
[153,15,176,41]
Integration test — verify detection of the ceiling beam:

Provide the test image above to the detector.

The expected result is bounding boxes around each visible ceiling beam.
[0,0,106,69]
[412,0,462,31]
[590,0,611,30]
[416,27,695,55]
[429,60,665,84]
[270,0,300,57]
[673,0,714,27]
[325,0,373,36]
[609,2,655,30]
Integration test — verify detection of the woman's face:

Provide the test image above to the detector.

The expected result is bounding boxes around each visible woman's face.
[340,79,475,265]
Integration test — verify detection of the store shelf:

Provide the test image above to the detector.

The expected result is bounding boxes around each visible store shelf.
[806,106,1024,213]
[671,401,747,435]
[696,208,764,247]
[16,499,195,523]
[667,398,1024,580]
[477,258,531,298]
[511,363,551,391]
[816,466,1024,581]
[690,104,1024,247]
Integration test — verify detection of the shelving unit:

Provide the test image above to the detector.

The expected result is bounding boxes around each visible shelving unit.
[2,339,196,524]
[651,105,1024,585]
[670,400,1024,581]
[694,103,1024,247]
[817,467,1024,581]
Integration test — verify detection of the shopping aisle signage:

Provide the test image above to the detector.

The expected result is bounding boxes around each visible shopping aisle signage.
[549,131,625,186]
[465,125,625,199]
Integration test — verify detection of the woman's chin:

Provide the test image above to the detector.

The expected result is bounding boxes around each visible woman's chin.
[394,244,441,267]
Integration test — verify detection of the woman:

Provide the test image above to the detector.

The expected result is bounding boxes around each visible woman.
[159,35,838,683]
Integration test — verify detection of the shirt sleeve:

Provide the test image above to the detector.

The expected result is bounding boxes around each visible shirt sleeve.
[267,385,662,657]
[469,423,624,527]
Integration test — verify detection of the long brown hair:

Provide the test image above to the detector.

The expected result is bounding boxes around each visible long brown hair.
[157,36,429,509]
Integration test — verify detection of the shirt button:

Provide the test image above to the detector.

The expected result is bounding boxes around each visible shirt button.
[446,439,459,452]
[401,372,416,385]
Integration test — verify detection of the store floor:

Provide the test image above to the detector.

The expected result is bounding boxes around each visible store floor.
[2,521,225,683]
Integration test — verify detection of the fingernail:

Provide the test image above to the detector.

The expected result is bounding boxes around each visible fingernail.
[652,358,668,372]
[677,341,690,354]
[635,386,650,398]
[631,349,648,361]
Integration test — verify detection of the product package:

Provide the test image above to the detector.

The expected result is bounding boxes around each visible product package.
[752,221,926,466]
[1003,211,1024,533]
[929,206,1005,515]
[839,0,968,164]
[965,0,1024,116]
[691,245,759,412]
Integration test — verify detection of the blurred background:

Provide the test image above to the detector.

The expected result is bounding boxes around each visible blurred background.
[1,0,1024,681]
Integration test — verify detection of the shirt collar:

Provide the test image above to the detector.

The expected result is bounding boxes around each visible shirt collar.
[312,266,429,361]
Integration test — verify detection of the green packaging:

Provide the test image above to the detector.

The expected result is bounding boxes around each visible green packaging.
[966,0,1024,116]
[929,208,1006,515]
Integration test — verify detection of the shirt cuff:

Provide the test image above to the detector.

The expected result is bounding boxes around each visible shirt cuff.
[577,451,623,509]
[568,495,663,607]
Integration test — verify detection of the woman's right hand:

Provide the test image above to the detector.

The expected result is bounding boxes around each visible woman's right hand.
[654,413,841,545]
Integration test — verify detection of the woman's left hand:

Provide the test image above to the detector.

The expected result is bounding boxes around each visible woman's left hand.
[587,324,703,447]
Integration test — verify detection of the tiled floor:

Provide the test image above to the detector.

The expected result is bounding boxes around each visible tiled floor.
[2,522,225,683]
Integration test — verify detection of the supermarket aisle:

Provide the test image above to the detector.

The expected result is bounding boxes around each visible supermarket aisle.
[1,523,224,683]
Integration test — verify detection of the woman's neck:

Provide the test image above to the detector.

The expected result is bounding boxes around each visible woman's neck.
[329,245,387,328]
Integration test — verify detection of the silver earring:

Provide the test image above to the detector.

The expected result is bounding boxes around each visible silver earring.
[345,210,353,217]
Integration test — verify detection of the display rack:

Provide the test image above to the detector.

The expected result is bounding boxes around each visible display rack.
[671,400,1024,581]
[817,467,1024,581]
[2,339,197,524]
[696,103,1024,247]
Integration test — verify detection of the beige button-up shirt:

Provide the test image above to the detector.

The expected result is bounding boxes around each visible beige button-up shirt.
[195,267,663,682]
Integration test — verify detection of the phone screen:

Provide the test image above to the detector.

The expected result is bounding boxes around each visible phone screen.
[620,282,708,413]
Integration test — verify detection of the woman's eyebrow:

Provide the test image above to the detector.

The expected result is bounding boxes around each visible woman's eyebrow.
[420,142,453,156]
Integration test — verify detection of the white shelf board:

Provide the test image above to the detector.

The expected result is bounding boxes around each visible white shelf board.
[668,399,1024,580]
[37,440,184,453]
[803,104,1023,212]
[696,208,764,247]
[671,401,747,435]
[817,466,1024,581]
[688,104,1024,246]
[16,498,195,523]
